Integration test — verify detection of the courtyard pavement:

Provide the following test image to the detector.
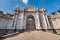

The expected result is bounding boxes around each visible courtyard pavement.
[4,31,60,40]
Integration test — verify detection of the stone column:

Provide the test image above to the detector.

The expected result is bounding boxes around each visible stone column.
[50,12,58,29]
[44,15,53,33]
[21,12,25,30]
[40,9,47,31]
[35,13,41,30]
[42,14,47,29]
[12,8,20,32]
[44,15,50,29]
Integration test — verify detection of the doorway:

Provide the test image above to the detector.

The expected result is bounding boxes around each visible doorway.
[26,15,36,31]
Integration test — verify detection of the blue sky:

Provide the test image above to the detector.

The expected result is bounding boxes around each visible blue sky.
[0,0,60,15]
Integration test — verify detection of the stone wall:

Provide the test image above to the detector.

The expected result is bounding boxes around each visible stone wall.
[0,18,8,29]
[0,18,14,37]
[0,7,60,37]
[0,18,13,29]
[48,12,60,34]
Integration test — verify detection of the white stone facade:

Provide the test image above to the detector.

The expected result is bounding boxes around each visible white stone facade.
[0,6,60,34]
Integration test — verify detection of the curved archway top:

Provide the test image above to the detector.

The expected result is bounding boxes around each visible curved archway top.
[27,15,35,19]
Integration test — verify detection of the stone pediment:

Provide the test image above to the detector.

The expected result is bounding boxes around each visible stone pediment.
[24,6,38,11]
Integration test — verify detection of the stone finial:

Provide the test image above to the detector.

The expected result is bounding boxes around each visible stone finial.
[33,6,38,11]
[40,8,46,14]
[14,7,20,12]
[28,5,32,9]
[14,7,20,15]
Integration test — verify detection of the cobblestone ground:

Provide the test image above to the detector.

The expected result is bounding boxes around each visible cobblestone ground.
[4,31,60,40]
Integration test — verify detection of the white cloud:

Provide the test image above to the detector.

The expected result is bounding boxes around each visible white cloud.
[22,0,28,4]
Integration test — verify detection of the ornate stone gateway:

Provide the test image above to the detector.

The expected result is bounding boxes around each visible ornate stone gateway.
[14,6,50,32]
[26,15,36,31]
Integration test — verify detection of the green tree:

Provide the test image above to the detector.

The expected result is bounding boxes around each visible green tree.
[57,9,60,13]
[0,11,3,14]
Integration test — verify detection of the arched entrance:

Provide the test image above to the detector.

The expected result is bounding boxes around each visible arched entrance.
[26,15,36,31]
